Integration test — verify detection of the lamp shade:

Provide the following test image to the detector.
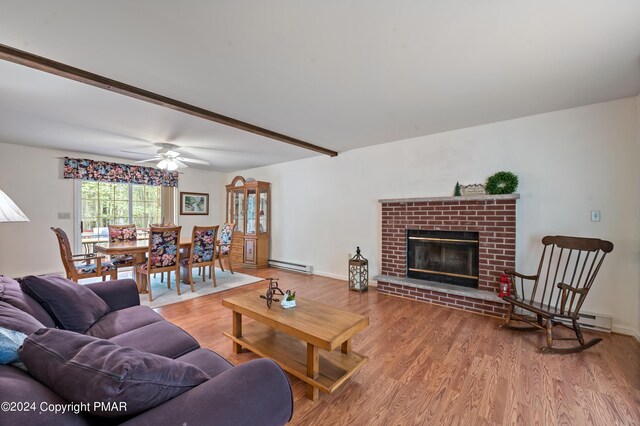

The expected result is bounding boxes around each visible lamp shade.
[166,160,179,171]
[0,190,29,222]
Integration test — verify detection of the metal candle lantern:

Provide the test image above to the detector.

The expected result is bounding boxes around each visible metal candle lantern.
[348,247,368,292]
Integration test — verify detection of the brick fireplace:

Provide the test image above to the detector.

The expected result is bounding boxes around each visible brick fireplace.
[374,194,519,318]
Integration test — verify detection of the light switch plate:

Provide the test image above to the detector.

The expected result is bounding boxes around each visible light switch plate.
[590,210,600,222]
[58,212,71,220]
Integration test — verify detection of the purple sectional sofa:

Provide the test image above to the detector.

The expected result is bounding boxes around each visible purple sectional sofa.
[0,276,293,425]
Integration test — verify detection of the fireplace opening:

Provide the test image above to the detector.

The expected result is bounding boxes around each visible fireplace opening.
[407,230,479,288]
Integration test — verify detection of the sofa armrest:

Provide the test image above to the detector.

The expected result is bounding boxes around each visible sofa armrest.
[122,358,293,426]
[85,279,140,312]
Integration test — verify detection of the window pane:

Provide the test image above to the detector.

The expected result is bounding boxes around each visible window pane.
[114,183,129,200]
[99,183,115,201]
[115,217,130,225]
[132,202,144,218]
[146,186,160,201]
[132,185,145,202]
[114,200,129,219]
[82,200,98,218]
[81,182,99,200]
[147,201,161,224]
[81,219,98,232]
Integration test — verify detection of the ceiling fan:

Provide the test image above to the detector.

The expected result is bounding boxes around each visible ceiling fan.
[123,143,210,170]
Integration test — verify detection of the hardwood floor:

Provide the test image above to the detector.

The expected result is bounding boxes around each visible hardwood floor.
[156,267,640,425]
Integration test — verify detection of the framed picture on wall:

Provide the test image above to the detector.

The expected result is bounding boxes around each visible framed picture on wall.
[180,192,209,215]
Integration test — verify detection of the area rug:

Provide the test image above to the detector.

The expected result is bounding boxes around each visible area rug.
[135,269,262,309]
[81,268,262,308]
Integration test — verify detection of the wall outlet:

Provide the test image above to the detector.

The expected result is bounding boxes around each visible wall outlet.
[590,210,601,222]
[58,212,71,220]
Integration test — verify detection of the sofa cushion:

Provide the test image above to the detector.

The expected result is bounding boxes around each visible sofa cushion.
[0,301,45,335]
[109,321,199,359]
[0,275,55,327]
[20,328,210,418]
[20,275,110,333]
[84,279,140,312]
[0,365,92,426]
[175,348,233,378]
[86,305,163,339]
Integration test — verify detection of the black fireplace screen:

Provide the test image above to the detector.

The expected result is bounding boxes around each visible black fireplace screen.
[407,230,479,288]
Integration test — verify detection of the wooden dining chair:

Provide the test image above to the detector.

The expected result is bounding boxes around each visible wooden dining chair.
[180,225,218,290]
[51,227,117,283]
[107,224,137,269]
[215,223,236,274]
[135,226,182,302]
[148,221,176,283]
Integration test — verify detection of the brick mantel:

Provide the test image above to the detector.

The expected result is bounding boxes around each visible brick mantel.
[375,194,519,317]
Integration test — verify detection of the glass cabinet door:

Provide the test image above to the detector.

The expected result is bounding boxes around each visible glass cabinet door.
[259,190,268,233]
[246,189,256,234]
[234,190,244,233]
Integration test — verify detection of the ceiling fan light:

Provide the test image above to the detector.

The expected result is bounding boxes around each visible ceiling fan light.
[157,159,168,169]
[166,160,179,171]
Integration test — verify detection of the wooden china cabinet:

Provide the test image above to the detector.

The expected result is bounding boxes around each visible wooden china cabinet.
[225,176,270,268]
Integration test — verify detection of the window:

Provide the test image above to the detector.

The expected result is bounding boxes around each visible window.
[131,185,162,229]
[80,181,162,242]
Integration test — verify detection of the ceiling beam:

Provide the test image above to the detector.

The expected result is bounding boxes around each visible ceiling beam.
[0,43,338,157]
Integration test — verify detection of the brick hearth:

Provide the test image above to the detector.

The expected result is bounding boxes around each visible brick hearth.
[374,194,519,318]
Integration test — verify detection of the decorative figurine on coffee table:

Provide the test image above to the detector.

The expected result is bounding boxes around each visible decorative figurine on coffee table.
[260,278,284,308]
[349,247,368,292]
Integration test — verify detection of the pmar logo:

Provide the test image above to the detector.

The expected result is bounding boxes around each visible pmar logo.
[94,402,127,412]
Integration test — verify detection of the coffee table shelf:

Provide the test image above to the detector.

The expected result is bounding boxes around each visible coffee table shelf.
[222,290,369,400]
[224,321,368,394]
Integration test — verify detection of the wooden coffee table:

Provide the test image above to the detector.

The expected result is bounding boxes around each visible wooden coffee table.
[222,290,369,400]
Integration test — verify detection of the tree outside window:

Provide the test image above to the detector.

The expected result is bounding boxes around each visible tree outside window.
[81,182,162,239]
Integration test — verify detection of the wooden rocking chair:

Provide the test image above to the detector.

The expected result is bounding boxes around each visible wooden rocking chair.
[502,235,613,354]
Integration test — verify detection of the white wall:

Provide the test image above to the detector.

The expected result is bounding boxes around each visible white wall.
[175,167,226,239]
[231,98,640,337]
[0,142,226,277]
[636,94,640,341]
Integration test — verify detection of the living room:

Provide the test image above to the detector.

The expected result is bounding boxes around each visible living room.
[1,2,639,425]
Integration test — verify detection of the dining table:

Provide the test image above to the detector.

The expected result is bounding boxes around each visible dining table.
[93,238,193,293]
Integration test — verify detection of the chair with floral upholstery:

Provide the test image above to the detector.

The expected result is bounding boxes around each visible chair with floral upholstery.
[180,225,218,290]
[135,226,182,302]
[51,227,117,283]
[215,223,236,274]
[148,221,176,283]
[107,224,137,269]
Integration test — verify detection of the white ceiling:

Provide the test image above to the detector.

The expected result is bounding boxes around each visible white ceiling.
[0,1,639,172]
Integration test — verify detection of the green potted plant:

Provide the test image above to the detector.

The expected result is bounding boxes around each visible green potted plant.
[281,291,296,309]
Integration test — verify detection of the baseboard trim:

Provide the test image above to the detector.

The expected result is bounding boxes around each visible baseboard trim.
[311,270,378,287]
[312,270,347,281]
[611,325,640,344]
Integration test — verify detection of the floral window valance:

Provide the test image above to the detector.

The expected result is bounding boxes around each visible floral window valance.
[63,157,179,187]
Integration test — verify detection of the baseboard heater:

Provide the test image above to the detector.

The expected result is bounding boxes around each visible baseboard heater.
[557,311,613,333]
[268,259,313,274]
